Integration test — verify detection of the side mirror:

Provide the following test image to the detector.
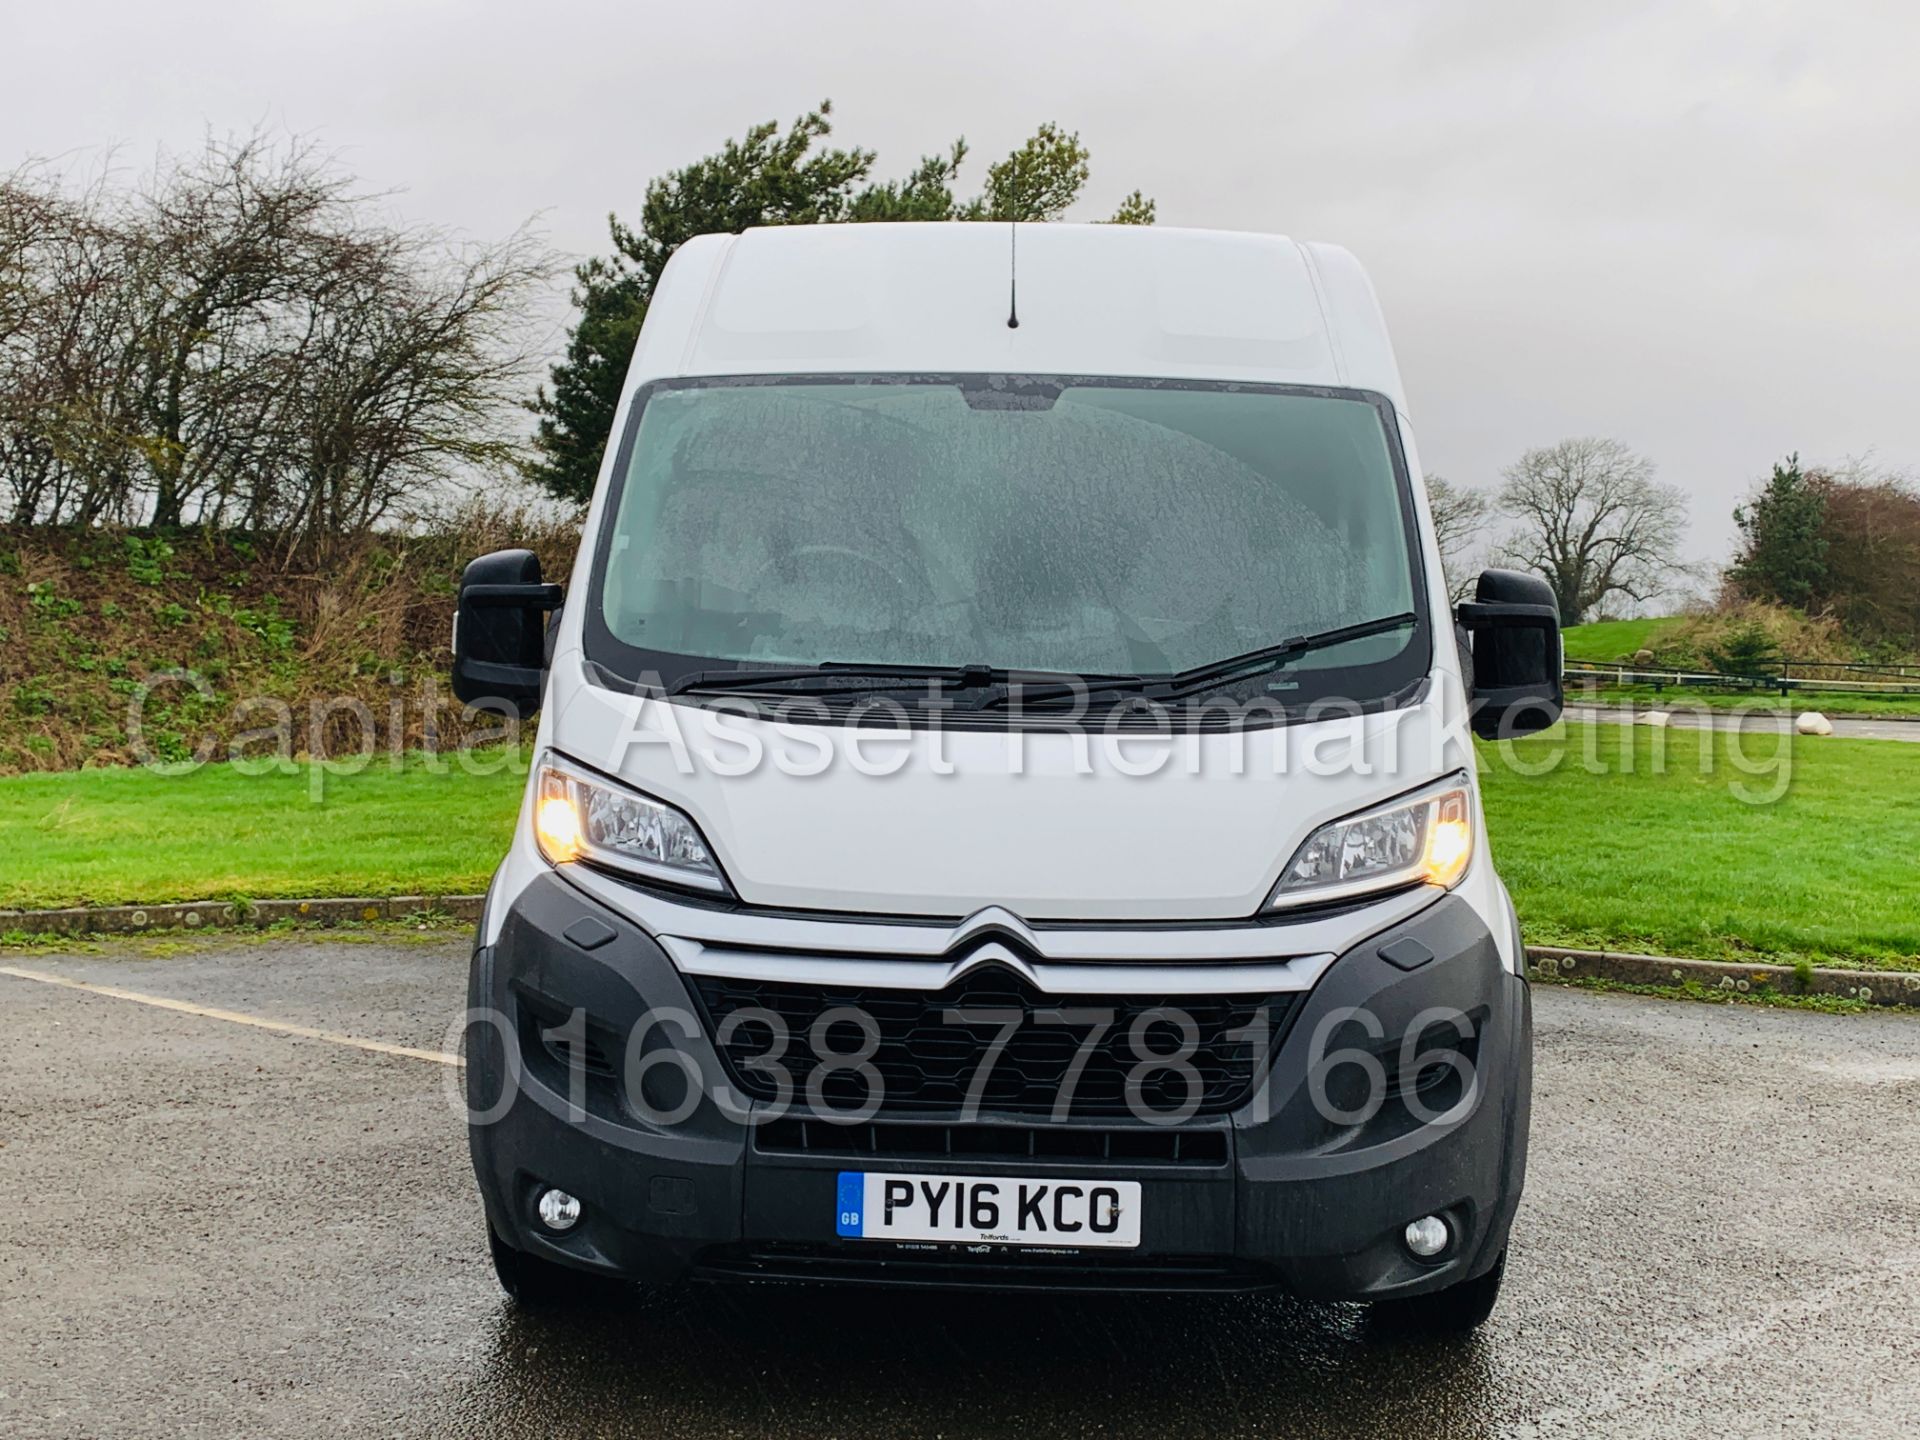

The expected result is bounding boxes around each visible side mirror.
[451,549,564,719]
[1456,568,1562,738]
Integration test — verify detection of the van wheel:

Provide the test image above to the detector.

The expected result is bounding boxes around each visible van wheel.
[487,1225,582,1309]
[1369,1249,1506,1336]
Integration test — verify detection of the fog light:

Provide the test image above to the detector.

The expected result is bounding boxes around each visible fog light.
[537,1188,582,1233]
[1404,1215,1450,1258]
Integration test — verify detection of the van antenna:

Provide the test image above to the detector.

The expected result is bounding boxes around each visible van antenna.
[1006,218,1020,329]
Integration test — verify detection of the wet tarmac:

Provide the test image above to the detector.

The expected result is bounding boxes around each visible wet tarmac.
[2,935,1916,1437]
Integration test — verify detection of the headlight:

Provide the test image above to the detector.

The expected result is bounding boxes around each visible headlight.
[532,755,728,894]
[1266,773,1474,910]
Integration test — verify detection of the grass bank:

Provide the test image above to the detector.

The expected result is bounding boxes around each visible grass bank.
[2,725,1916,972]
[1560,617,1677,663]
[0,517,576,774]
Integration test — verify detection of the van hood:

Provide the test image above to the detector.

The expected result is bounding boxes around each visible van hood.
[544,675,1472,923]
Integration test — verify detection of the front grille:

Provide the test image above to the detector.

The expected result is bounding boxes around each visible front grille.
[755,1117,1229,1166]
[690,965,1296,1119]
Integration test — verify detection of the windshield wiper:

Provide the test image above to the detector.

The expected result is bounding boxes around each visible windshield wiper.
[672,662,967,698]
[662,612,1414,708]
[979,612,1419,709]
[668,660,1084,701]
[1149,610,1419,699]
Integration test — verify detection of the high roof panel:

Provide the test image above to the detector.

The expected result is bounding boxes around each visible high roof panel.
[627,223,1404,408]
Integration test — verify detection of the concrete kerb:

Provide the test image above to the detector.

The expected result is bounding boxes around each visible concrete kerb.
[0,894,484,937]
[1525,946,1920,1008]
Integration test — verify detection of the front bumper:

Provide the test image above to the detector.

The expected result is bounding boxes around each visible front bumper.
[467,874,1531,1298]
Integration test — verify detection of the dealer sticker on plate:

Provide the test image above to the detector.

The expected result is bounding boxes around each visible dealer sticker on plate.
[836,1171,1142,1248]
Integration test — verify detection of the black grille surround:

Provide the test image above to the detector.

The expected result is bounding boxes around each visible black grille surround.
[689,962,1299,1121]
[754,1116,1230,1166]
[693,1243,1277,1293]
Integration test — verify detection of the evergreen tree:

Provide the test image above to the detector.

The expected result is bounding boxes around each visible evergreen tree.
[526,104,1150,502]
[1105,189,1157,225]
[974,122,1090,221]
[1730,454,1829,610]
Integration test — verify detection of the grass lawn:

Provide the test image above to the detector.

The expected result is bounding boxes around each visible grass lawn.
[1480,724,1920,970]
[0,753,526,912]
[2,726,1916,971]
[1560,617,1676,663]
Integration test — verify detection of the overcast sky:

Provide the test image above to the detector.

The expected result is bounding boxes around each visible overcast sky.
[10,0,1919,571]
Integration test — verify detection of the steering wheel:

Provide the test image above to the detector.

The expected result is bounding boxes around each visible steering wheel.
[749,545,921,625]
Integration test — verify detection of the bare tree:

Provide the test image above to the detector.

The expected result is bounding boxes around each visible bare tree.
[127,135,360,528]
[0,163,147,525]
[1811,459,1920,644]
[266,222,549,555]
[1495,437,1688,624]
[0,132,552,542]
[1423,473,1490,601]
[0,169,49,345]
[0,169,62,521]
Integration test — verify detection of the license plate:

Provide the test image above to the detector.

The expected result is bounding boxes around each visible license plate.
[836,1171,1141,1249]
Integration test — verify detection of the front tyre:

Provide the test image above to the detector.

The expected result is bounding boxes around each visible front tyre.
[1368,1248,1507,1336]
[487,1225,585,1309]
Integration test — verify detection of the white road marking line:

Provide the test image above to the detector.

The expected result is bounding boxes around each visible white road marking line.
[0,964,461,1067]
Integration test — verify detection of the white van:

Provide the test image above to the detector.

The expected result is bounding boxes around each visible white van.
[452,222,1562,1332]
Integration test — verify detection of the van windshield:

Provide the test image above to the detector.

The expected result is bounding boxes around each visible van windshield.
[585,376,1429,713]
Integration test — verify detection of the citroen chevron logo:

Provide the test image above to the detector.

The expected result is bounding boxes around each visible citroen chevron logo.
[944,906,1040,956]
[941,907,1043,985]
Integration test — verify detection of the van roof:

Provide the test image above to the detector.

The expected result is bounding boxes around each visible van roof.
[626,223,1407,412]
